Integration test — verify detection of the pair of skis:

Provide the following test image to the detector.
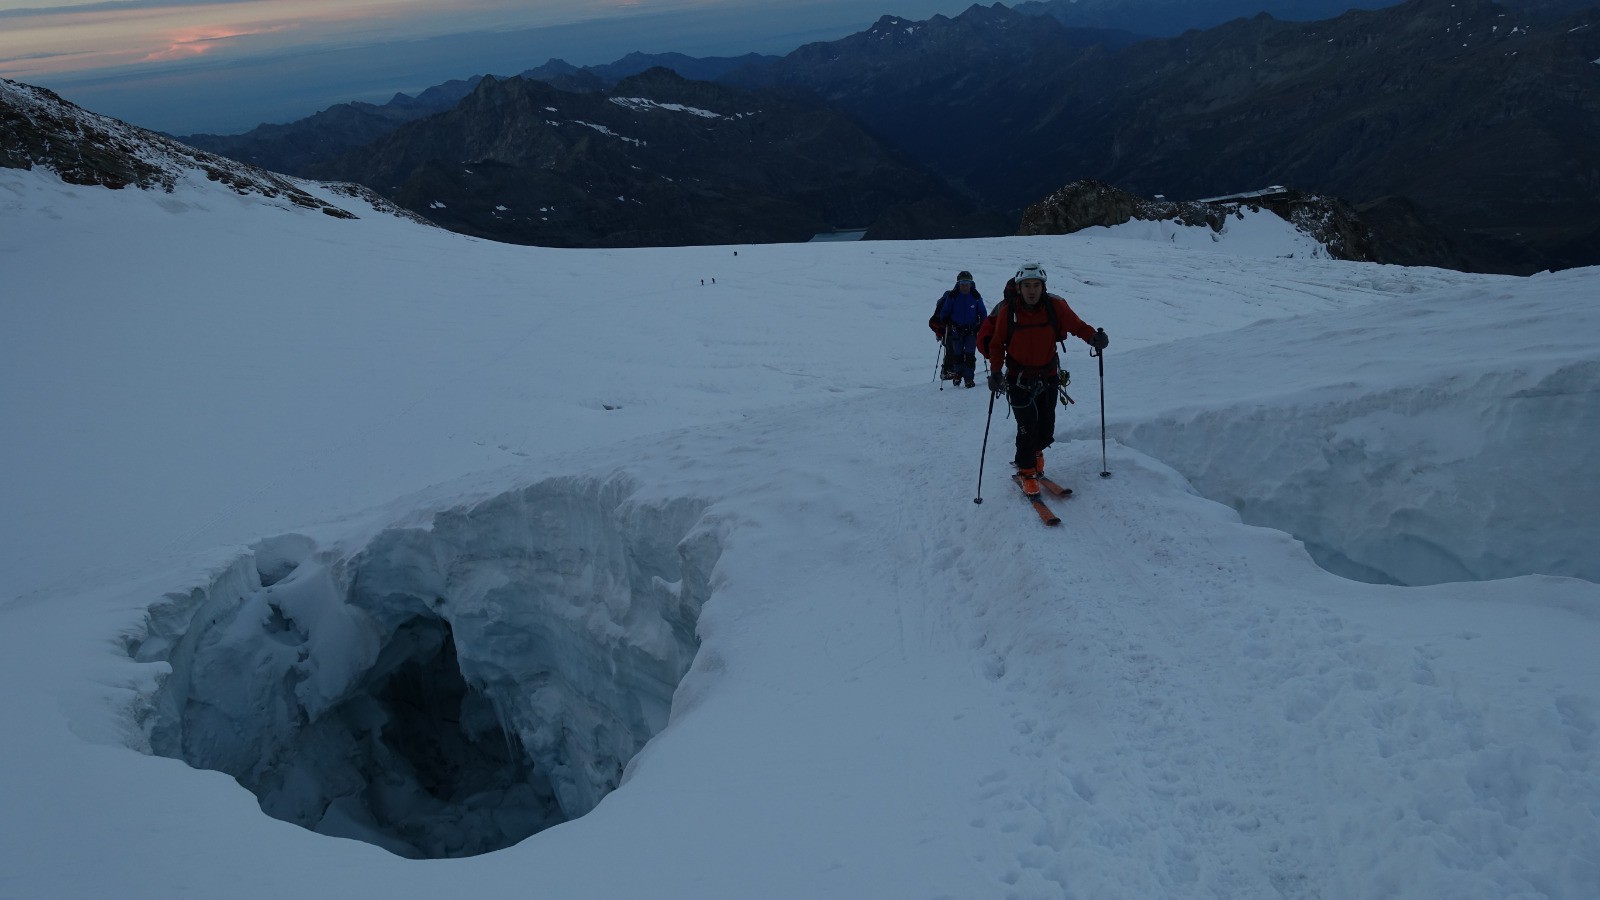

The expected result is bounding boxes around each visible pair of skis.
[1012,474,1072,526]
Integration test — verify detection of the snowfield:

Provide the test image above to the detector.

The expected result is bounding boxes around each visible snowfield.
[2,163,1597,899]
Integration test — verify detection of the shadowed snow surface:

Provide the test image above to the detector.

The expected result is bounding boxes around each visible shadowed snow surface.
[2,164,1597,898]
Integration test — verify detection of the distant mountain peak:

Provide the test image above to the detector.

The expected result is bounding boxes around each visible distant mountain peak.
[613,66,693,90]
[954,2,1023,22]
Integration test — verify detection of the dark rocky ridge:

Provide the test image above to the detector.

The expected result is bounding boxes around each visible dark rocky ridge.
[1018,0,1599,32]
[175,54,779,180]
[1018,0,1404,35]
[307,68,1000,247]
[728,0,1600,273]
[175,79,483,177]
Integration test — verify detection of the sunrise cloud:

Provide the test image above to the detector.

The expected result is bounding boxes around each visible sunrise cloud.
[0,0,642,78]
[136,23,288,62]
[0,0,967,133]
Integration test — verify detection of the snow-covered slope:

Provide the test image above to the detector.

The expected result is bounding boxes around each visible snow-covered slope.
[2,160,1597,898]
[1,77,418,223]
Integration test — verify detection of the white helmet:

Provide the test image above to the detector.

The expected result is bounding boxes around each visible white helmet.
[1015,262,1047,285]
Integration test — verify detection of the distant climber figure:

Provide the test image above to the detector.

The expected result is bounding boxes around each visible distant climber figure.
[927,270,987,388]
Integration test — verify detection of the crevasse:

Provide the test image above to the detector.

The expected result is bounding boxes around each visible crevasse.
[124,475,722,858]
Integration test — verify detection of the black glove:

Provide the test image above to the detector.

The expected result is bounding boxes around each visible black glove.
[986,371,1004,393]
[1091,329,1109,350]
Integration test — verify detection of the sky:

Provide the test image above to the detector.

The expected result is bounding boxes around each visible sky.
[2,81,1598,897]
[0,0,986,134]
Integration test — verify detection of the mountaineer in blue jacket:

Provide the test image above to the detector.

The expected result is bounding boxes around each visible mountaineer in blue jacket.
[927,270,988,388]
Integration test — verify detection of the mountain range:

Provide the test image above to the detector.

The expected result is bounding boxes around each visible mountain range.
[725,0,1600,273]
[298,68,1000,247]
[176,53,781,179]
[148,0,1600,271]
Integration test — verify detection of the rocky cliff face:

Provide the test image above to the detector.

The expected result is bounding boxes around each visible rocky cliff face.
[309,68,994,247]
[1,78,374,218]
[1019,179,1394,262]
[1020,181,1229,236]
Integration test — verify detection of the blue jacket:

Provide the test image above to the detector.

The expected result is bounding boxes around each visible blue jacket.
[933,289,987,330]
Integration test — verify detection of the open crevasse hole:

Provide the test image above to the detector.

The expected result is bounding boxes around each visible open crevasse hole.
[125,476,723,859]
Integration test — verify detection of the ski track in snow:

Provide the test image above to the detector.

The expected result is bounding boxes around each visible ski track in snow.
[746,380,1599,898]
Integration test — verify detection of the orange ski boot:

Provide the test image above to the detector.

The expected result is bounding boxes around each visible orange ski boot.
[1016,464,1041,497]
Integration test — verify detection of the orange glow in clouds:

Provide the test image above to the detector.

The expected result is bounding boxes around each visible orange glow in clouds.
[0,0,664,80]
[137,24,284,63]
[0,0,418,78]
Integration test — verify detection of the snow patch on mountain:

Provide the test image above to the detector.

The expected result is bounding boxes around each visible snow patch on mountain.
[575,120,646,146]
[610,97,727,118]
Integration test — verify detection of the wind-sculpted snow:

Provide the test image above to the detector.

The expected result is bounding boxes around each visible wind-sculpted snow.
[126,476,721,858]
[1078,270,1600,586]
[1115,362,1600,585]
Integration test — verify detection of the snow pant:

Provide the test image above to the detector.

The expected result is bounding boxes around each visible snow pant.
[1005,371,1058,469]
[942,329,978,380]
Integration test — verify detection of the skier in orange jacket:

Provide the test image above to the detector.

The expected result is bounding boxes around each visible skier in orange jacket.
[978,262,1108,495]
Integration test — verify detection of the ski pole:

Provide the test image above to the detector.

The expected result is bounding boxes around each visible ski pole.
[1095,330,1110,478]
[974,379,997,504]
[932,339,943,387]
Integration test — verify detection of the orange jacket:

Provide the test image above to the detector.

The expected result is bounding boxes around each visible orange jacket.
[979,293,1096,376]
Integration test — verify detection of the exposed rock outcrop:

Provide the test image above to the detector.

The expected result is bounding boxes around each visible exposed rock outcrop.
[1019,179,1468,265]
[2,78,361,218]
